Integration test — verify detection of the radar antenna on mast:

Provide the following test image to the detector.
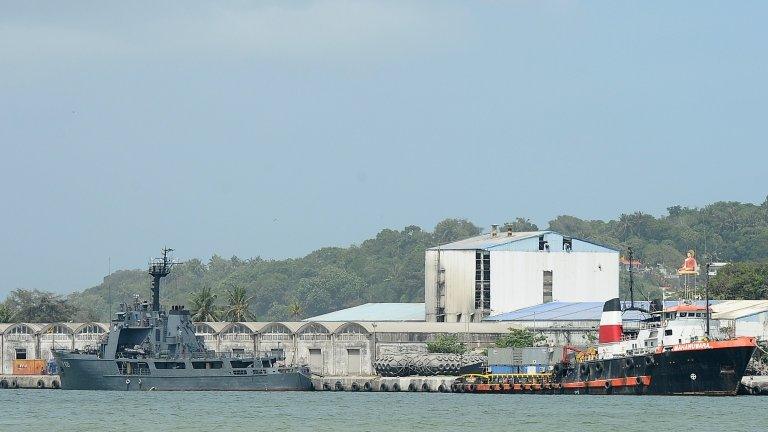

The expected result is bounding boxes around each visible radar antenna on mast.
[148,247,175,312]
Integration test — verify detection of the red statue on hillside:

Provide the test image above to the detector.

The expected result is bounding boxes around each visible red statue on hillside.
[677,250,699,275]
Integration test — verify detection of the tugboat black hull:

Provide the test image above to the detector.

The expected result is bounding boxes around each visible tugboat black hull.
[556,338,756,396]
[54,352,314,391]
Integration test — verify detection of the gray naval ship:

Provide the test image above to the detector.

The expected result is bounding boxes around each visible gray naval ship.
[53,248,313,391]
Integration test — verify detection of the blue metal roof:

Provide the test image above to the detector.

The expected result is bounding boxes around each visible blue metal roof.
[485,300,718,322]
[304,303,425,322]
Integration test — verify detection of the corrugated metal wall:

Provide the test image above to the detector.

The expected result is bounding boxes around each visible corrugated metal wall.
[424,249,476,322]
[490,251,619,315]
[424,250,439,322]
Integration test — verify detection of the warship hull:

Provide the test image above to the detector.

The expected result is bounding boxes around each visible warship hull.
[54,352,314,391]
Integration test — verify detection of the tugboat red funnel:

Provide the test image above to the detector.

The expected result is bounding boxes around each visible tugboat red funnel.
[598,297,623,343]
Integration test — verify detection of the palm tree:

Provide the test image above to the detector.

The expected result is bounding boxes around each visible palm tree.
[222,284,254,321]
[288,299,302,320]
[190,286,219,322]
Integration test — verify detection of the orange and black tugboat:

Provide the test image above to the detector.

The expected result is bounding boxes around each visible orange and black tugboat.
[551,298,756,395]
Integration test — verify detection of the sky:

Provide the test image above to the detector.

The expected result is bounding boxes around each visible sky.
[1,1,767,296]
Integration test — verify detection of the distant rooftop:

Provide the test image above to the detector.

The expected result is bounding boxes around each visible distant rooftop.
[304,303,425,322]
[485,300,768,322]
[428,230,618,252]
[428,230,547,251]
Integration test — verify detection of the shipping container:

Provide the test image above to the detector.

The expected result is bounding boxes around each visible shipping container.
[521,347,551,365]
[487,348,514,365]
[489,365,519,374]
[13,359,47,375]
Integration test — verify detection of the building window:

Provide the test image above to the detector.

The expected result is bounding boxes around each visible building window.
[543,271,553,303]
[563,237,572,252]
[475,250,491,310]
[15,348,27,360]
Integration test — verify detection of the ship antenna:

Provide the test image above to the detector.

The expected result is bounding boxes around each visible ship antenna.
[148,247,175,312]
[705,262,711,336]
[628,247,635,309]
[623,247,648,313]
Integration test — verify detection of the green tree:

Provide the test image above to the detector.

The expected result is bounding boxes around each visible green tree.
[426,334,466,354]
[432,218,481,245]
[0,302,16,323]
[288,299,303,320]
[222,284,254,321]
[709,262,768,300]
[495,328,546,348]
[190,286,219,321]
[5,289,77,322]
[505,218,538,232]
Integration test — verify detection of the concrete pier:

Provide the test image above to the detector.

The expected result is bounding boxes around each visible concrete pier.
[311,376,456,392]
[0,374,60,389]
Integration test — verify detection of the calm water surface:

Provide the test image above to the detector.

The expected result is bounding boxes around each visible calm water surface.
[1,390,766,432]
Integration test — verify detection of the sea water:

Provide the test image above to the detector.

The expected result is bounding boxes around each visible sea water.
[1,390,766,432]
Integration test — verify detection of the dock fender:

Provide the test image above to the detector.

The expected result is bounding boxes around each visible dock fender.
[391,382,401,392]
[594,362,603,376]
[579,363,589,377]
[10,380,18,389]
[421,382,431,392]
[334,381,344,391]
[438,384,447,393]
[624,358,635,369]
[363,381,372,391]
[52,380,60,389]
[553,363,563,377]
[0,380,8,389]
[408,382,418,392]
[644,355,656,367]
[37,379,45,389]
[322,382,332,391]
[379,382,389,392]
[351,382,360,391]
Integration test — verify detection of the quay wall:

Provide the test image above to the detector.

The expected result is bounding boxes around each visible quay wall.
[0,321,596,376]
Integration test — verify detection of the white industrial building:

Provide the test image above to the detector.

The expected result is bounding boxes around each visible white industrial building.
[425,227,619,322]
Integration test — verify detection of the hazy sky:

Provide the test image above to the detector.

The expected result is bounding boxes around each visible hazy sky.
[1,1,766,295]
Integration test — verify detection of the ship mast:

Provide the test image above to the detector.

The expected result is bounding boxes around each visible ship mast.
[624,247,648,313]
[148,248,174,312]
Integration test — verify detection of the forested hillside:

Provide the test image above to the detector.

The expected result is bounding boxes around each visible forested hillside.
[3,198,767,323]
[66,219,482,321]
